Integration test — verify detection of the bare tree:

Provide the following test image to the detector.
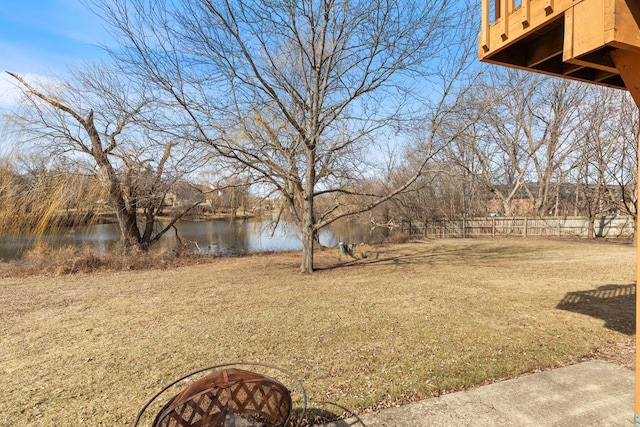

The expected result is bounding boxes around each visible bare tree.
[454,68,582,217]
[452,69,534,216]
[5,66,207,251]
[571,87,638,237]
[609,92,639,224]
[524,78,582,216]
[428,111,485,219]
[94,0,475,272]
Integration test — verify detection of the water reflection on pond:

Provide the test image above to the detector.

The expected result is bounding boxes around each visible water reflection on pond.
[0,219,395,261]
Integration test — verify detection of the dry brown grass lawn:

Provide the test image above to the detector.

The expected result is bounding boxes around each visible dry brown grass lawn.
[0,238,635,426]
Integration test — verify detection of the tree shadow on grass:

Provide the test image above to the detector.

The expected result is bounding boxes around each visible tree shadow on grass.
[315,241,542,272]
[556,283,636,335]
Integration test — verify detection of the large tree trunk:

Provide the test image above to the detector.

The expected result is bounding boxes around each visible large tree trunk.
[85,112,142,250]
[300,146,316,273]
[502,199,513,217]
[115,209,142,249]
[587,212,596,239]
[300,208,314,273]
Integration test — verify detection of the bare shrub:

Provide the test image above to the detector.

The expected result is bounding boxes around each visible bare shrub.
[386,233,411,244]
[0,244,212,277]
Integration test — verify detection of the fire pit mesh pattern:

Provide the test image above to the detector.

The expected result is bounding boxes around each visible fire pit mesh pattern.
[153,368,291,426]
[134,363,306,427]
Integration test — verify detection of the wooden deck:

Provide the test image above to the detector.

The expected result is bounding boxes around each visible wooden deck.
[479,0,640,95]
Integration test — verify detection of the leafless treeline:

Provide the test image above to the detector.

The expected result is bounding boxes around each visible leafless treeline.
[1,1,637,271]
[369,67,639,235]
[3,65,637,251]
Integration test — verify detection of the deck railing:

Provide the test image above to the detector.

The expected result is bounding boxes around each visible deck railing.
[481,0,554,53]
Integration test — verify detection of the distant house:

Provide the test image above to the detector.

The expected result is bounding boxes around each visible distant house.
[481,182,624,218]
[163,191,177,207]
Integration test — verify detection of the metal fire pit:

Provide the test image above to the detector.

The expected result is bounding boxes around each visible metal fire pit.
[134,363,306,427]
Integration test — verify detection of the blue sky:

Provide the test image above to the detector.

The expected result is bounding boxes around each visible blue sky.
[0,0,110,105]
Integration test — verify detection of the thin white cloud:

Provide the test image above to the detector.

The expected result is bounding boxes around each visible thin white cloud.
[0,72,61,109]
[0,72,64,155]
[0,74,23,108]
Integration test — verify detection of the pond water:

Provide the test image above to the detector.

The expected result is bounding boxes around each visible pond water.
[0,219,395,261]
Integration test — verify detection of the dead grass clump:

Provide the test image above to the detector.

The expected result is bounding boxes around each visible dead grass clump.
[55,250,103,275]
[22,244,112,275]
[385,232,410,244]
[1,243,213,277]
[14,244,104,276]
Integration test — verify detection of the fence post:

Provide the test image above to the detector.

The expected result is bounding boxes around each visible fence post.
[492,217,496,237]
[524,217,528,237]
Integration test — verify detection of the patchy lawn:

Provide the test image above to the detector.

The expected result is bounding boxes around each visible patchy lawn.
[0,238,635,425]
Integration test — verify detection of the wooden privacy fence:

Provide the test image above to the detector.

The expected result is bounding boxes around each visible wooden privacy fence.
[402,216,635,239]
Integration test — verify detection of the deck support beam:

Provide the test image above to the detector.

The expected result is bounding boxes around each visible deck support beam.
[610,47,640,427]
[610,49,640,108]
